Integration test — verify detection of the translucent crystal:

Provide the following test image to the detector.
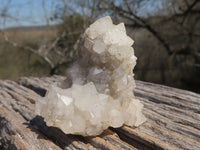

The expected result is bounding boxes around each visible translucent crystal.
[36,16,146,136]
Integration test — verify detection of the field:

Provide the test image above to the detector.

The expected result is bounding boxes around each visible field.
[0,26,199,93]
[0,27,57,80]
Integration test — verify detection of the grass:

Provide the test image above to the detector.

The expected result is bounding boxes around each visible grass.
[0,27,199,93]
[0,28,56,80]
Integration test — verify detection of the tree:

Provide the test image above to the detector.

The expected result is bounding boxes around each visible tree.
[0,0,98,75]
[0,0,199,91]
[97,0,200,66]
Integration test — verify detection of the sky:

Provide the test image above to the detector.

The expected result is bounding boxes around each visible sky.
[0,0,63,28]
[0,0,166,29]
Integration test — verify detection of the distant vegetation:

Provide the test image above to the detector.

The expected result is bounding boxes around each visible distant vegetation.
[0,27,55,80]
[0,0,199,93]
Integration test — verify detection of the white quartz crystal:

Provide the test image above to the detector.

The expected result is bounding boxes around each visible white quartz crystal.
[36,16,146,136]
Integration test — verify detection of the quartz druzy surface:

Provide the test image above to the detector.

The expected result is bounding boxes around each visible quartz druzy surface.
[36,16,146,136]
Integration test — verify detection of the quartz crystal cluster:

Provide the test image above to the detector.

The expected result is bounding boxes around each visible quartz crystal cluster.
[36,16,146,136]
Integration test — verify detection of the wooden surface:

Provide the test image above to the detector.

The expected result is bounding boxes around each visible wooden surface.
[0,75,200,150]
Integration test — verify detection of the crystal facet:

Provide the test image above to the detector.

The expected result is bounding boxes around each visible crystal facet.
[36,16,146,136]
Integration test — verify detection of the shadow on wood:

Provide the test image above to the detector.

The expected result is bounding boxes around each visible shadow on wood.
[0,75,199,150]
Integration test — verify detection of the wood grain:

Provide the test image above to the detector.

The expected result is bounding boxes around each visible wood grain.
[0,75,199,150]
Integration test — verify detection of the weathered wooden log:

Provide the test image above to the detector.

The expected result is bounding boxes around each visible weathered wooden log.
[0,75,199,150]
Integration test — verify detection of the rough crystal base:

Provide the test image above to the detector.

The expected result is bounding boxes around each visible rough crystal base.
[36,16,146,136]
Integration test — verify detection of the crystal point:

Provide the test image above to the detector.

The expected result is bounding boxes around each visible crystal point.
[36,16,146,136]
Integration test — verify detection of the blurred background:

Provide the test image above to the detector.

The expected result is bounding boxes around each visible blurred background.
[0,0,199,93]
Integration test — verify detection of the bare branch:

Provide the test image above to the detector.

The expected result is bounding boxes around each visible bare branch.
[182,0,199,15]
[42,0,50,26]
[0,29,55,68]
[110,1,172,54]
